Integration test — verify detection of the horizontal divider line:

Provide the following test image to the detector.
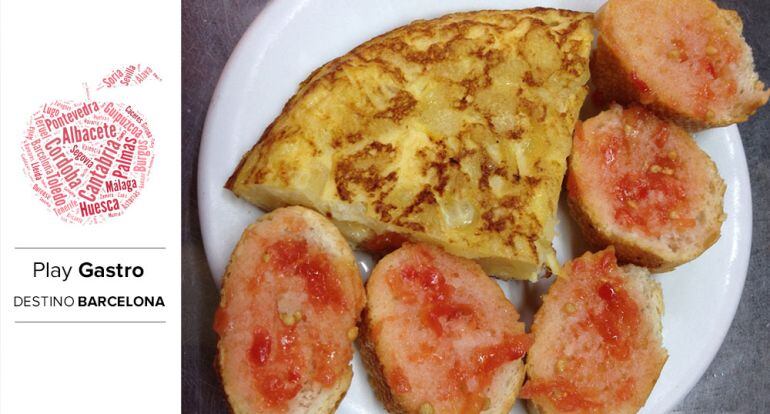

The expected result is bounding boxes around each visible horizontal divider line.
[15,321,167,324]
[14,247,166,250]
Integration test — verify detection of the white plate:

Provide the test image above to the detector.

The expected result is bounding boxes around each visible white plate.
[198,1,752,412]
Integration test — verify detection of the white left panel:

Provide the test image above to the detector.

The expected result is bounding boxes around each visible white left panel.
[0,1,181,413]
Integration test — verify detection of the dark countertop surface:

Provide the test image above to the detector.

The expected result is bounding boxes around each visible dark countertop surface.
[182,1,770,412]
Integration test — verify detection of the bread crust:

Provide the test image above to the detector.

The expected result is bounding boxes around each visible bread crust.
[357,307,409,414]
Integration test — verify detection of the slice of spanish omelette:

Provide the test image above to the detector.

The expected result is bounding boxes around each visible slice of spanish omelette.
[227,9,593,280]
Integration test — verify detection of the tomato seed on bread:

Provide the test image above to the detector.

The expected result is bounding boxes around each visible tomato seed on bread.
[214,206,366,414]
[359,243,530,414]
[592,0,769,131]
[567,104,725,271]
[521,248,667,414]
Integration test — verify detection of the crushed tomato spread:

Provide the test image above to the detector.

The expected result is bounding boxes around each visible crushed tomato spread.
[385,247,531,412]
[521,249,644,411]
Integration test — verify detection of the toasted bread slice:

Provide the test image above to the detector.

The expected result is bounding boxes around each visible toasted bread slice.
[567,104,725,271]
[592,0,769,131]
[214,206,366,414]
[521,248,667,414]
[359,243,530,414]
[226,9,594,281]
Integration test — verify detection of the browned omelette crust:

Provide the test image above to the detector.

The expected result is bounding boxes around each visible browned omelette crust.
[227,9,593,280]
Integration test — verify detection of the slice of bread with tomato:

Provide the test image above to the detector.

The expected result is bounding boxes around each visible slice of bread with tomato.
[359,243,531,414]
[214,206,366,413]
[521,248,667,414]
[567,103,725,271]
[592,0,769,131]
